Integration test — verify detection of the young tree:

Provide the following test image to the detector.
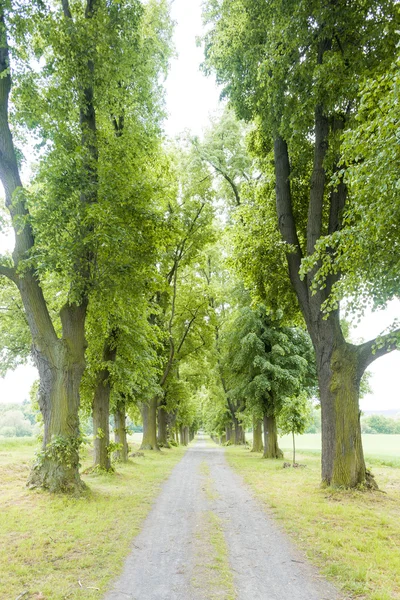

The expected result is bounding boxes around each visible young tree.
[203,0,399,486]
[278,394,313,466]
[224,293,316,458]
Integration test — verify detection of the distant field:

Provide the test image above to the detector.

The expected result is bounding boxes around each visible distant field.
[278,433,399,456]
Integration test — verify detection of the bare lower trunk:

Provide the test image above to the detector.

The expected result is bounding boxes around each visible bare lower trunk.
[92,340,117,471]
[114,400,128,462]
[263,414,283,459]
[179,426,185,445]
[157,404,170,448]
[233,415,245,445]
[220,433,227,444]
[140,396,159,450]
[184,426,189,445]
[28,305,87,493]
[320,343,368,487]
[251,418,263,453]
[226,423,233,443]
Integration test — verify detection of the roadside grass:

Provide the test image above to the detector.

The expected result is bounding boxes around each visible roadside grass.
[225,446,400,600]
[0,436,185,600]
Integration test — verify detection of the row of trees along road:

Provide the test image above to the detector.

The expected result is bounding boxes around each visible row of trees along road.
[203,0,400,487]
[0,0,399,493]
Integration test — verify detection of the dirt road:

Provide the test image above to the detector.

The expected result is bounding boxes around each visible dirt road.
[104,435,340,600]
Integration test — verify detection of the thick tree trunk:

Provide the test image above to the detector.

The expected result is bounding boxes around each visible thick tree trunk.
[113,400,128,462]
[233,416,245,445]
[319,343,368,487]
[157,403,170,448]
[184,426,190,445]
[220,433,227,444]
[140,396,159,450]
[263,414,283,459]
[251,418,263,453]
[28,304,87,493]
[226,423,233,443]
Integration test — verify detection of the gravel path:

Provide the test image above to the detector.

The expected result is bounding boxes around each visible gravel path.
[104,435,341,600]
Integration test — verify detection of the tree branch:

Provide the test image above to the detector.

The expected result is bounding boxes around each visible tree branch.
[358,328,400,373]
[274,135,309,319]
[0,264,16,281]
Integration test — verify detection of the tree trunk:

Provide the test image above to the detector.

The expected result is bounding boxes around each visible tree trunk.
[220,433,227,445]
[226,423,233,443]
[184,426,190,445]
[157,403,170,448]
[140,396,159,450]
[263,414,283,459]
[251,418,263,453]
[113,399,128,462]
[233,416,245,445]
[28,304,87,493]
[179,426,185,445]
[319,342,368,487]
[92,339,117,471]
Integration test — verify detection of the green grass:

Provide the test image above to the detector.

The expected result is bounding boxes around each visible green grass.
[0,436,185,600]
[225,446,400,600]
[277,433,400,468]
[192,461,236,600]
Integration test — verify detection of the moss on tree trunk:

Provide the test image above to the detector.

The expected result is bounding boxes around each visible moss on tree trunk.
[251,418,263,453]
[321,344,371,488]
[140,396,159,450]
[263,414,283,459]
[28,305,87,494]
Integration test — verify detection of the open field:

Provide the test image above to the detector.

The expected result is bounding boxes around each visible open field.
[0,436,184,600]
[277,433,400,467]
[226,445,400,600]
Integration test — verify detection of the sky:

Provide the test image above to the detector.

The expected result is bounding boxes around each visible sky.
[0,0,399,412]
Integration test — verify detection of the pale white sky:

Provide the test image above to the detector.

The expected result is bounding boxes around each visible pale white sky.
[0,0,399,411]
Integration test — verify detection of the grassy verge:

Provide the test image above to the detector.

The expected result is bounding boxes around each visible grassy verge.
[225,446,400,600]
[0,437,185,600]
[192,461,236,600]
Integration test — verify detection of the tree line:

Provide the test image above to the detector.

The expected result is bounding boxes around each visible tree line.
[0,0,398,493]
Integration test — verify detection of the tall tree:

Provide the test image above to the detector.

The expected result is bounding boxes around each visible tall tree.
[0,0,172,491]
[203,0,399,487]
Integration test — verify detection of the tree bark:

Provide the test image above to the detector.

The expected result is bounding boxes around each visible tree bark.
[28,304,87,492]
[263,414,283,459]
[157,402,170,448]
[184,426,190,445]
[319,341,368,486]
[233,415,245,445]
[92,339,117,471]
[140,396,159,450]
[226,423,233,443]
[113,399,128,462]
[251,418,263,453]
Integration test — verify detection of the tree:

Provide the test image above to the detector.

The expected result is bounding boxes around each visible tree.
[278,394,313,466]
[223,291,316,458]
[0,0,172,491]
[203,0,399,487]
[139,144,215,450]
